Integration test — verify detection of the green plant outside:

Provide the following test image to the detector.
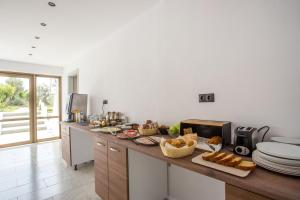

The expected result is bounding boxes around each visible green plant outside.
[0,78,54,113]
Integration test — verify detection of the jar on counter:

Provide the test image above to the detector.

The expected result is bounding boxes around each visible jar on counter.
[80,112,85,122]
[73,110,81,123]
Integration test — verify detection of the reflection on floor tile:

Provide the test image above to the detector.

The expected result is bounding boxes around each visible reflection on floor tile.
[0,140,100,200]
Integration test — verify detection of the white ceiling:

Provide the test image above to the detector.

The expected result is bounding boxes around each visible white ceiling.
[0,0,158,67]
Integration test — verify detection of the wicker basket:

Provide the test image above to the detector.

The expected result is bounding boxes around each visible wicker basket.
[138,128,158,136]
[160,138,197,158]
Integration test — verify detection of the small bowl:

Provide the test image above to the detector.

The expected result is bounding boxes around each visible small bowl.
[158,128,169,135]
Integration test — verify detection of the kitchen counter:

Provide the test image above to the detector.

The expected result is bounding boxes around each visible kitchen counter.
[63,122,300,200]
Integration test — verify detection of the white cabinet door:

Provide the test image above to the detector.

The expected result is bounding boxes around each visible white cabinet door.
[168,165,225,200]
[70,128,94,166]
[128,149,168,200]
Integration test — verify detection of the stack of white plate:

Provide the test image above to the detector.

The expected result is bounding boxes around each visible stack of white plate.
[252,142,300,176]
[270,136,300,146]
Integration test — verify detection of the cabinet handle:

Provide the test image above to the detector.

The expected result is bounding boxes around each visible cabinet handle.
[109,147,120,152]
[96,142,106,147]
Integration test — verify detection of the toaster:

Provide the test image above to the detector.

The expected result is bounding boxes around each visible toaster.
[233,127,257,157]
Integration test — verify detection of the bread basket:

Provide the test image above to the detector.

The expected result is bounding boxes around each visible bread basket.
[138,128,158,136]
[160,137,197,158]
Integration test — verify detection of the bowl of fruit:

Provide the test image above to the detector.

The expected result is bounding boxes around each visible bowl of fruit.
[168,123,181,137]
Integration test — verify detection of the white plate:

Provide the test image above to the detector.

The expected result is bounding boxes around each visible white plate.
[253,151,300,171]
[90,127,121,133]
[90,128,105,132]
[254,157,300,176]
[254,158,300,176]
[254,150,300,167]
[270,137,300,145]
[253,156,300,176]
[253,151,300,176]
[256,142,300,160]
[149,136,161,143]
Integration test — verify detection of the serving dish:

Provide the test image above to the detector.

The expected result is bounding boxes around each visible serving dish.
[192,153,251,177]
[117,130,140,140]
[256,142,300,160]
[270,137,300,145]
[133,136,160,146]
[160,137,197,158]
[90,127,121,133]
[138,128,158,136]
[254,149,300,167]
[252,150,300,176]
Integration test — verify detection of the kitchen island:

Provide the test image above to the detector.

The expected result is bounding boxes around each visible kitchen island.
[61,122,300,200]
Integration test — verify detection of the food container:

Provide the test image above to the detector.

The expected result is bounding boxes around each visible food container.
[138,128,158,136]
[160,138,197,158]
[158,128,169,135]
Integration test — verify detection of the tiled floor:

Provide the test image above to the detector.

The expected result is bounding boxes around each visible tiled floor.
[0,140,101,200]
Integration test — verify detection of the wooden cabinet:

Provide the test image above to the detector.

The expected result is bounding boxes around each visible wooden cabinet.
[94,136,128,200]
[226,184,272,200]
[108,142,128,200]
[61,124,71,166]
[95,137,109,200]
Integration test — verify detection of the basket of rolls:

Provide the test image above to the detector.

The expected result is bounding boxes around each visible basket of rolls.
[160,134,198,158]
[138,120,159,136]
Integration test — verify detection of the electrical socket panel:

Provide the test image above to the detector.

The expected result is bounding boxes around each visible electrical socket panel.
[199,93,215,102]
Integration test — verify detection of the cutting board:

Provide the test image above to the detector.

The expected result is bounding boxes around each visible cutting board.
[192,153,251,177]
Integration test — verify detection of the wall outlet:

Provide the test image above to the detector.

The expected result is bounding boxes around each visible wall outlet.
[206,93,215,102]
[199,93,215,102]
[199,94,206,102]
[103,99,108,104]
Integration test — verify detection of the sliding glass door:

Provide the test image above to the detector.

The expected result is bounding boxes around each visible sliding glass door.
[0,73,33,147]
[0,72,61,147]
[36,76,61,141]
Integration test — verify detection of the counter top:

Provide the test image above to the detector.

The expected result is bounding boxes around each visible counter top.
[63,122,300,200]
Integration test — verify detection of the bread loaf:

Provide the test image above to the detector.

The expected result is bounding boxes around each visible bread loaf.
[216,154,234,164]
[202,152,217,161]
[226,157,242,167]
[211,152,226,162]
[236,161,256,171]
[201,151,256,171]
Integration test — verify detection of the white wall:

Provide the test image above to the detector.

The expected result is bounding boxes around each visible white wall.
[64,1,300,199]
[64,3,160,121]
[65,0,300,138]
[0,59,63,76]
[156,0,300,138]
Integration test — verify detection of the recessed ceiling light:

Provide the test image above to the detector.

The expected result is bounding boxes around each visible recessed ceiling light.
[32,46,36,49]
[35,36,40,39]
[28,53,32,56]
[40,23,47,27]
[48,2,56,7]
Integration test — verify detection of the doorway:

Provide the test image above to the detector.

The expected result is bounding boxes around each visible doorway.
[0,72,33,147]
[68,70,78,94]
[0,72,61,147]
[36,76,61,141]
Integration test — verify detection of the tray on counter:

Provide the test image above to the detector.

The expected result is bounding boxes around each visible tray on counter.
[192,153,251,177]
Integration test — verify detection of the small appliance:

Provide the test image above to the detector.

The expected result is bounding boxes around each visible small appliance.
[180,119,232,146]
[65,93,88,122]
[234,126,270,156]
